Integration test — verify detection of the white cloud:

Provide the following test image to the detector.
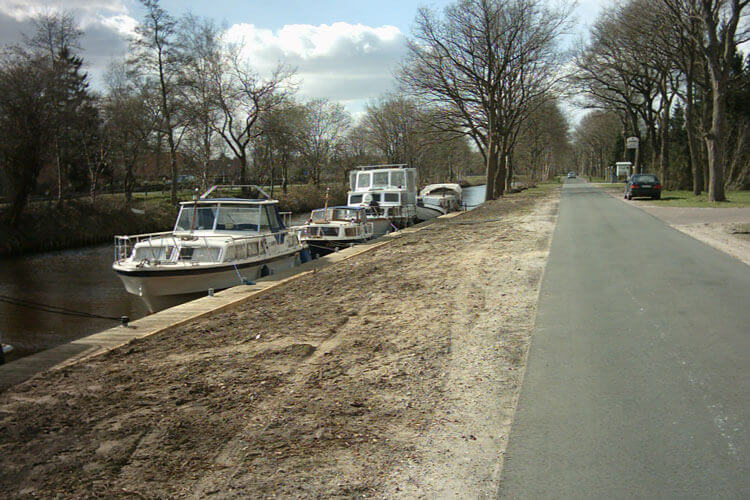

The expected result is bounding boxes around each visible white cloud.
[0,0,129,21]
[225,22,407,113]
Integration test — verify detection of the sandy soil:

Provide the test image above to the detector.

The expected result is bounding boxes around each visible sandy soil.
[0,186,559,499]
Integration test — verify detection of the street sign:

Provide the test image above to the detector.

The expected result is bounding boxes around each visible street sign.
[626,137,639,149]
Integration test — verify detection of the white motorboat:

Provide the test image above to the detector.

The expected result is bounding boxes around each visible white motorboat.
[296,206,374,257]
[416,183,463,221]
[347,164,418,235]
[113,185,304,312]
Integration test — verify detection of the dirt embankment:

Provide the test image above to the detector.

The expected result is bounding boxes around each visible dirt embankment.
[0,186,559,498]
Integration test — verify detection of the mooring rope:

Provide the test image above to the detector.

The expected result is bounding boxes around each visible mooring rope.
[0,294,122,321]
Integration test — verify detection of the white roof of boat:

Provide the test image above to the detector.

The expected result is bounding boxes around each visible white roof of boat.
[419,183,462,196]
[179,198,278,206]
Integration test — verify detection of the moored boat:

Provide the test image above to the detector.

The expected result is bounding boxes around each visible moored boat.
[416,183,463,221]
[347,164,418,235]
[296,206,374,257]
[113,185,304,312]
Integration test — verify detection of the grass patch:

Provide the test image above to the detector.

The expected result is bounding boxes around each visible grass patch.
[594,184,750,207]
[646,190,750,207]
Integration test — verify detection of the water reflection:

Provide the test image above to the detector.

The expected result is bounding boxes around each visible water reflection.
[0,245,148,362]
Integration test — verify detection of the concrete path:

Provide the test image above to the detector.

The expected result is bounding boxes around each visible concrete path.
[498,180,749,498]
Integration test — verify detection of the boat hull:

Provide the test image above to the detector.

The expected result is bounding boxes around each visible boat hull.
[305,237,371,257]
[416,204,446,221]
[114,253,300,313]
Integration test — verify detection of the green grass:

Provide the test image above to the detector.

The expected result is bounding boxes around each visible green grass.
[596,184,750,207]
[647,190,750,207]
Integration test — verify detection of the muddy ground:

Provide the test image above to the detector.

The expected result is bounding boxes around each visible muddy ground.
[0,186,559,498]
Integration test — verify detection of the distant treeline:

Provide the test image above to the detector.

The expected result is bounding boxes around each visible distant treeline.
[0,184,346,257]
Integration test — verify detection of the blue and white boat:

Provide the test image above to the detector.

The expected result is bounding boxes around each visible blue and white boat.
[297,206,374,256]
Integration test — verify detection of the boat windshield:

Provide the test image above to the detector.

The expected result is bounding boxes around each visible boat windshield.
[311,208,362,222]
[215,205,261,231]
[175,205,217,231]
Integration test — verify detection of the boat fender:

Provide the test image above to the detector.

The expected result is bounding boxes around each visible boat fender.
[259,264,270,277]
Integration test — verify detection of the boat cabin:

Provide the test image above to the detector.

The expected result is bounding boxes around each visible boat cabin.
[347,164,417,207]
[310,206,366,223]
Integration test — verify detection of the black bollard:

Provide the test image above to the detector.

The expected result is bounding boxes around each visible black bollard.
[120,316,130,328]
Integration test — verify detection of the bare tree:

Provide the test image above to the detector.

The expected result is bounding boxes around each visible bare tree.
[130,0,185,205]
[360,96,424,166]
[661,0,749,201]
[103,62,159,209]
[208,40,295,190]
[401,0,571,200]
[298,98,352,186]
[177,15,224,191]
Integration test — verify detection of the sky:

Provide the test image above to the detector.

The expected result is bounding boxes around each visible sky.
[0,0,611,118]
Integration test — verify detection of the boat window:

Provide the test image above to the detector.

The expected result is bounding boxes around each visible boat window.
[390,170,404,187]
[260,205,283,232]
[133,246,171,261]
[311,209,328,221]
[356,172,371,189]
[406,170,416,191]
[192,248,220,261]
[349,194,363,204]
[178,247,195,260]
[370,193,381,202]
[216,205,260,231]
[384,193,399,202]
[373,171,389,188]
[331,208,358,220]
[349,171,357,190]
[235,244,247,260]
[321,227,339,236]
[175,205,217,231]
[345,227,357,236]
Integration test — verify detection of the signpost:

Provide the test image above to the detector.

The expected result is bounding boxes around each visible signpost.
[625,137,640,173]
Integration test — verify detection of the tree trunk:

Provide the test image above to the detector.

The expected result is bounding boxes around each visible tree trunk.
[660,104,670,188]
[484,132,498,202]
[685,77,703,194]
[705,76,727,201]
[504,153,514,192]
[125,162,134,210]
[493,151,507,198]
[55,137,64,208]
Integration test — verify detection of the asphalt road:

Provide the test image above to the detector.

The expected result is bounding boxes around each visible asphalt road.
[498,179,749,498]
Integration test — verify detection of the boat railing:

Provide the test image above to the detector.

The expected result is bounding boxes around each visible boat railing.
[115,228,300,264]
[114,231,175,263]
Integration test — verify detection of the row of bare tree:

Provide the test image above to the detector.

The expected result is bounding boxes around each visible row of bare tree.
[1,0,578,224]
[399,0,573,199]
[571,0,749,199]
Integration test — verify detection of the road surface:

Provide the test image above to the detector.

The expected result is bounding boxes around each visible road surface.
[499,179,749,498]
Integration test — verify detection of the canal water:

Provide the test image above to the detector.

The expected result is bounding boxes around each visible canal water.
[0,185,486,363]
